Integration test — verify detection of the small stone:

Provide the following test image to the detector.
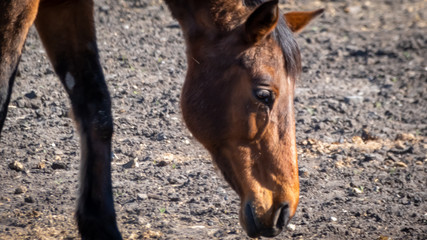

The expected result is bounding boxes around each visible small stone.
[9,161,24,172]
[156,160,168,167]
[54,150,64,155]
[52,162,67,170]
[156,133,166,141]
[24,196,34,203]
[395,133,415,141]
[387,152,400,162]
[361,129,378,141]
[99,5,110,12]
[137,193,148,200]
[344,5,362,14]
[287,224,296,231]
[123,158,139,169]
[353,187,363,194]
[15,99,27,108]
[331,216,337,222]
[394,141,406,150]
[344,96,364,105]
[14,186,27,194]
[30,103,39,109]
[352,136,364,144]
[169,196,180,202]
[363,153,384,162]
[24,91,37,99]
[394,162,408,168]
[298,167,310,178]
[307,138,316,145]
[31,210,42,218]
[36,161,46,169]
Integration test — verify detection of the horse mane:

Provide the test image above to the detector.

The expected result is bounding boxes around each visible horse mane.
[244,0,301,81]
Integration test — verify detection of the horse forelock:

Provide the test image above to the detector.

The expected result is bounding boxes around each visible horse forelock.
[243,0,301,82]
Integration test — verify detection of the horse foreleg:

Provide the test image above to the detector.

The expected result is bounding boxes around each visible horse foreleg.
[34,1,122,239]
[0,0,40,136]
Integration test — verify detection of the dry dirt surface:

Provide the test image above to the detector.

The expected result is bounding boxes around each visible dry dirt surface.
[0,0,426,239]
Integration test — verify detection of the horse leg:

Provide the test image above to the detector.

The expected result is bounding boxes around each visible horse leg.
[34,1,122,239]
[0,0,40,136]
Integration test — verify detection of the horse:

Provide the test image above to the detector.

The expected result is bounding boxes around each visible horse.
[0,0,322,239]
[166,0,322,237]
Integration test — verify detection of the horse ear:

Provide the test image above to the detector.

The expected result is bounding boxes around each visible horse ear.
[245,0,279,44]
[284,9,324,33]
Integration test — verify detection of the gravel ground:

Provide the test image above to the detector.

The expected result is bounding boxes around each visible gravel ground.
[0,0,426,239]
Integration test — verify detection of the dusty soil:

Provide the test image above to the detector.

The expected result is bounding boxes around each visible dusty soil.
[0,0,426,239]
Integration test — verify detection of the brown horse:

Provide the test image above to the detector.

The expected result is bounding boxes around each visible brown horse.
[166,0,322,238]
[0,0,321,239]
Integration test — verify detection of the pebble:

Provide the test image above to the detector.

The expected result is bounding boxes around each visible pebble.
[395,133,415,141]
[394,162,408,168]
[24,91,37,99]
[344,96,364,104]
[99,5,110,12]
[344,5,362,14]
[123,158,139,169]
[36,161,46,169]
[156,160,168,167]
[298,167,310,178]
[156,133,166,141]
[24,196,34,203]
[353,187,363,194]
[331,216,337,222]
[287,224,296,231]
[52,162,68,170]
[363,153,383,162]
[168,194,180,202]
[14,186,27,194]
[137,193,148,200]
[387,152,400,162]
[394,140,406,149]
[9,161,24,172]
[54,150,64,155]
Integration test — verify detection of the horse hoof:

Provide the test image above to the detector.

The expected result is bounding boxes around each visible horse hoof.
[77,213,122,240]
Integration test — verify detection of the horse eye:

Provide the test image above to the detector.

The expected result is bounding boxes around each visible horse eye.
[254,89,275,105]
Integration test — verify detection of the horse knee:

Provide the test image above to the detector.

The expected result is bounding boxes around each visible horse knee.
[72,100,113,141]
[91,109,113,141]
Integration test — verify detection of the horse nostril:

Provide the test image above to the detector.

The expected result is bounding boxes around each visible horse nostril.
[275,203,290,229]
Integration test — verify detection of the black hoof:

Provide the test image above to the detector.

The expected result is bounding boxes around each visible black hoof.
[77,212,122,240]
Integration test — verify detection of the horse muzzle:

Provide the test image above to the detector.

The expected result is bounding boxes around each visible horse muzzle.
[243,201,290,238]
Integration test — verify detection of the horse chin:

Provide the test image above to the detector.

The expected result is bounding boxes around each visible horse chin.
[242,202,261,238]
